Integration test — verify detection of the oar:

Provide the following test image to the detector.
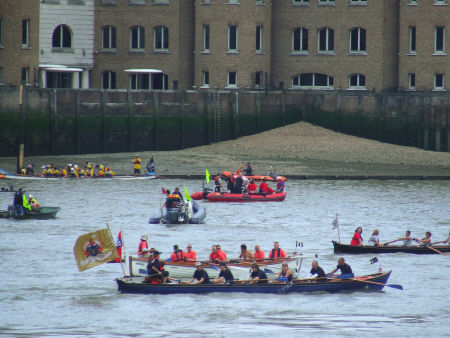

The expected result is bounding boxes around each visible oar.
[414,239,448,256]
[330,276,403,290]
[263,267,275,274]
[383,239,401,246]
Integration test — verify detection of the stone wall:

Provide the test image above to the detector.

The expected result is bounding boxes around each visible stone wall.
[0,87,449,157]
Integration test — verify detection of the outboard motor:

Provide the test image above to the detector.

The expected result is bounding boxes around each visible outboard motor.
[166,208,180,224]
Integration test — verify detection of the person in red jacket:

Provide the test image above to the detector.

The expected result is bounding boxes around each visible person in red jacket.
[185,244,197,261]
[247,180,257,194]
[253,244,266,261]
[209,245,227,263]
[138,234,149,257]
[268,242,287,259]
[258,179,269,194]
[350,227,363,246]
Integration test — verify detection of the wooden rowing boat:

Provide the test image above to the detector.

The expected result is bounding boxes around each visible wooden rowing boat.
[332,240,450,254]
[116,270,392,294]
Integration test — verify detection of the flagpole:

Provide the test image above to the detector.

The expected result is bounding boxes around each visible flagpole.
[107,223,127,277]
[336,214,341,243]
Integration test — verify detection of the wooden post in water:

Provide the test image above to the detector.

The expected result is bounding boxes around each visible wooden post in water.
[423,110,429,150]
[435,110,441,151]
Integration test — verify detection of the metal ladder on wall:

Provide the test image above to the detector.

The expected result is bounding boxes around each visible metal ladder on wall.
[213,90,221,142]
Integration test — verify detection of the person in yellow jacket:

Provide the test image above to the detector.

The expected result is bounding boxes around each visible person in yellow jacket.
[28,194,39,209]
[133,155,142,176]
[22,193,32,212]
[105,168,115,178]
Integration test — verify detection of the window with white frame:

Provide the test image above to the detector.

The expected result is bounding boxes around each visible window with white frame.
[350,27,366,52]
[203,71,210,87]
[21,67,29,85]
[408,73,415,89]
[102,25,116,49]
[292,73,334,88]
[434,0,447,5]
[409,26,416,53]
[408,0,417,4]
[228,25,238,51]
[203,25,210,51]
[130,26,145,49]
[349,74,366,89]
[102,71,116,89]
[435,27,445,53]
[154,26,169,50]
[227,71,238,87]
[350,0,367,4]
[319,0,335,4]
[227,0,239,3]
[434,73,444,90]
[22,19,30,47]
[52,24,72,48]
[152,73,168,90]
[256,25,263,52]
[130,73,150,89]
[318,27,334,52]
[292,27,308,53]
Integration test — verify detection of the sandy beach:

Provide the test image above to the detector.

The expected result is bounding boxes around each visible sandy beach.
[1,122,450,177]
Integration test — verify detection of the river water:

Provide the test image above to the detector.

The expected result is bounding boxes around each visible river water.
[0,178,449,337]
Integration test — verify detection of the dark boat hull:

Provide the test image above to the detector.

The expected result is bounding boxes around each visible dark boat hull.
[206,192,286,202]
[1,205,60,219]
[116,271,391,294]
[332,241,450,254]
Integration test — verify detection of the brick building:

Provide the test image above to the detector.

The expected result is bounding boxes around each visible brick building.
[0,0,448,92]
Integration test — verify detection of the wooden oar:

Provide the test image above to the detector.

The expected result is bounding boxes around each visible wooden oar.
[383,239,401,246]
[414,239,448,256]
[329,276,403,290]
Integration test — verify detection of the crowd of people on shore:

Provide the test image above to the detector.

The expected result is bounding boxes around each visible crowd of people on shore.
[350,227,450,247]
[136,236,353,285]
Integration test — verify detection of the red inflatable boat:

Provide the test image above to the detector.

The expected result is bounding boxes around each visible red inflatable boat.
[206,191,286,202]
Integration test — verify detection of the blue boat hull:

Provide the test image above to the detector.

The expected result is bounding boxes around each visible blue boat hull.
[116,271,392,295]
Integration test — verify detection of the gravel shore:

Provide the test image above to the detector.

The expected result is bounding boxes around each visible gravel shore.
[1,122,450,177]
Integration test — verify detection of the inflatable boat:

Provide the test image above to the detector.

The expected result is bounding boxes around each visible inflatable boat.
[206,192,286,202]
[149,200,206,224]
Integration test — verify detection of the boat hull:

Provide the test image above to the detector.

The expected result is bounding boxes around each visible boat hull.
[1,205,61,219]
[116,271,392,294]
[332,241,450,254]
[206,192,286,202]
[148,201,206,224]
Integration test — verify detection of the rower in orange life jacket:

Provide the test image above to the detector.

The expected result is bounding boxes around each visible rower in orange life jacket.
[268,242,287,259]
[170,244,185,262]
[138,233,149,257]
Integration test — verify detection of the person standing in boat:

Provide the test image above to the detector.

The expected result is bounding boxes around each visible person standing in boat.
[253,245,266,261]
[13,188,25,216]
[170,244,185,262]
[172,187,184,201]
[416,232,432,246]
[138,234,149,257]
[214,262,234,284]
[133,154,142,176]
[185,262,210,285]
[213,174,222,192]
[277,262,294,282]
[350,227,363,246]
[234,173,244,194]
[249,263,268,284]
[368,229,383,246]
[308,260,326,279]
[146,157,155,175]
[238,244,254,261]
[185,244,197,261]
[328,257,353,277]
[268,242,287,259]
[244,162,254,176]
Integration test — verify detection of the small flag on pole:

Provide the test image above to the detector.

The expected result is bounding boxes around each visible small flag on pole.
[332,217,338,229]
[184,186,192,201]
[73,228,118,272]
[162,187,166,195]
[370,257,379,264]
[114,230,123,263]
[206,168,211,184]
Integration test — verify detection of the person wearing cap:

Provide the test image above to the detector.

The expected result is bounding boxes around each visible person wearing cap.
[249,263,268,284]
[133,155,142,176]
[138,234,149,257]
[185,262,210,285]
[185,244,197,261]
[214,262,234,284]
[147,251,168,283]
[238,244,254,262]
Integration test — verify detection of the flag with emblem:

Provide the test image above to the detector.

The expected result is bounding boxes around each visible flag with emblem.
[114,230,123,263]
[73,228,118,272]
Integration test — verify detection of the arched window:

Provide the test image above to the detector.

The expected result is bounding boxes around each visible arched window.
[102,26,116,49]
[102,71,116,89]
[154,26,169,50]
[292,73,334,89]
[350,27,366,52]
[292,27,308,52]
[318,27,334,52]
[52,24,72,48]
[130,26,145,49]
[349,74,366,89]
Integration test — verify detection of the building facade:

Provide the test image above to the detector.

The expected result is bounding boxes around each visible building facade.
[0,0,448,92]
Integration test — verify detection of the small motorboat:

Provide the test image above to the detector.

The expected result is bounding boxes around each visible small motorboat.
[149,200,206,224]
[116,270,393,294]
[206,191,286,202]
[332,241,450,254]
[1,205,61,220]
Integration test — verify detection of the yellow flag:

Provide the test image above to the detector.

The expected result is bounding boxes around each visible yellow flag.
[73,228,118,272]
[184,186,192,201]
[206,168,211,184]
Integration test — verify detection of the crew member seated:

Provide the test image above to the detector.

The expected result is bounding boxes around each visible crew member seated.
[258,179,269,194]
[165,190,181,208]
[275,177,285,193]
[247,180,257,194]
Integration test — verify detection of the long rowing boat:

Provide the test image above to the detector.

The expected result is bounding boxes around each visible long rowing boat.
[116,270,392,294]
[0,174,158,180]
[126,255,302,280]
[332,240,450,254]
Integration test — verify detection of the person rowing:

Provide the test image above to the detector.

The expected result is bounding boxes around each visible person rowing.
[416,231,432,247]
[350,227,363,246]
[213,262,234,284]
[432,231,450,245]
[368,229,383,246]
[384,230,413,246]
[276,261,293,282]
[308,260,326,279]
[328,257,354,278]
[249,263,268,284]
